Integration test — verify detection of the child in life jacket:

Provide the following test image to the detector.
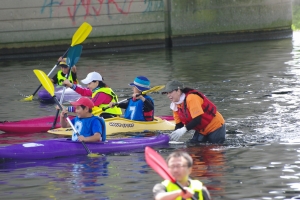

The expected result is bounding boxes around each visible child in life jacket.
[108,76,154,121]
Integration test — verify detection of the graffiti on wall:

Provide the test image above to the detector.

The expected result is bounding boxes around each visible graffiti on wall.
[41,0,163,24]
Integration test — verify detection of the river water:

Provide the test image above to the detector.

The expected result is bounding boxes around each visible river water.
[1,32,300,199]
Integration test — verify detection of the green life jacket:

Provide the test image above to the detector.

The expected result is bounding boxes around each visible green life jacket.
[57,70,76,86]
[92,87,122,115]
[161,179,203,200]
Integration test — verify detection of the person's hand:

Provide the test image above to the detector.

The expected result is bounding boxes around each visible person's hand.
[181,187,195,199]
[58,56,64,62]
[71,65,77,73]
[78,135,85,142]
[108,102,116,108]
[62,79,72,87]
[133,93,144,101]
[170,127,187,141]
[60,108,68,118]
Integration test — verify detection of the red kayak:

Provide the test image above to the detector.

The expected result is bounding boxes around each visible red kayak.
[0,115,174,134]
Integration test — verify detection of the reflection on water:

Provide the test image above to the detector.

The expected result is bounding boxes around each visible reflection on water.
[1,32,300,199]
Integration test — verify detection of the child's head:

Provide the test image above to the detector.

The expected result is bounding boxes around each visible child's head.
[81,72,105,90]
[70,97,94,117]
[129,76,150,93]
[59,61,69,74]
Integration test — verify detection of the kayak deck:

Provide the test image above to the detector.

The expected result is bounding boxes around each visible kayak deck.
[38,86,81,103]
[0,134,170,160]
[0,115,174,134]
[48,116,175,136]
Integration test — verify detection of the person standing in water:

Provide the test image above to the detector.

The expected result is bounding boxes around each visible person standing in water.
[162,80,226,143]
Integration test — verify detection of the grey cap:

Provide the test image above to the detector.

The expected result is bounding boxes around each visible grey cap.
[162,80,184,93]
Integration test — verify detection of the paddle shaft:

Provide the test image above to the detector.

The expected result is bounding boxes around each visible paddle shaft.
[93,85,164,115]
[51,68,72,129]
[59,69,72,103]
[51,44,83,129]
[54,97,92,154]
[174,181,197,200]
[102,93,143,111]
[31,49,69,97]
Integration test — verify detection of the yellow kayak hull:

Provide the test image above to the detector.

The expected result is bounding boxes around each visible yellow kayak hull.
[48,116,175,136]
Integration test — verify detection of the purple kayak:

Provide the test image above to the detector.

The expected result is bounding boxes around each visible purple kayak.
[38,86,80,103]
[0,134,169,160]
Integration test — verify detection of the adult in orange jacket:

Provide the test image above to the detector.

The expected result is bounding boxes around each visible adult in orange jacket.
[162,80,226,143]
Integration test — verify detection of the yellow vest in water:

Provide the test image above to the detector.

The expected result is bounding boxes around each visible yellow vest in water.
[161,179,203,200]
[92,87,122,115]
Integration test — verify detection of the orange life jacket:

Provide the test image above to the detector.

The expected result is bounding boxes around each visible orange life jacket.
[178,90,217,133]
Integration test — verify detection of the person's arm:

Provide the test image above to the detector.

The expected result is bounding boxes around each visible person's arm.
[173,111,183,130]
[202,186,212,200]
[184,94,204,130]
[70,84,93,96]
[185,115,201,130]
[175,122,184,130]
[143,98,154,112]
[117,101,129,109]
[71,65,77,73]
[78,133,100,142]
[93,92,112,107]
[77,118,102,142]
[71,71,77,84]
[60,109,71,128]
[134,94,154,111]
[52,74,58,84]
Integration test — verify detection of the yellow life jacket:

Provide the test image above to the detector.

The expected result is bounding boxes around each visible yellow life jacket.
[92,87,122,115]
[162,179,203,200]
[56,70,76,86]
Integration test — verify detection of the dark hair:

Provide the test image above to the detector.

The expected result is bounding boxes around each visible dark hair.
[166,151,193,168]
[93,81,107,88]
[60,65,69,69]
[181,87,194,93]
[80,105,92,113]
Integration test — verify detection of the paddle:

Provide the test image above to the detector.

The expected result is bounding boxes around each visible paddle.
[145,146,197,200]
[92,85,165,116]
[22,22,92,101]
[51,45,83,129]
[33,69,99,158]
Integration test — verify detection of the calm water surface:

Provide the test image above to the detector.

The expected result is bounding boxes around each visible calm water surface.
[1,32,300,199]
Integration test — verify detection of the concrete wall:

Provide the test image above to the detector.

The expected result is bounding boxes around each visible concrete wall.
[293,0,300,30]
[169,0,293,46]
[0,0,166,55]
[0,0,293,59]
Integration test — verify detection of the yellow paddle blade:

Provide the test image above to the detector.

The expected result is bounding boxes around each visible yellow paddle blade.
[88,153,101,158]
[92,107,103,116]
[21,95,33,101]
[71,22,92,46]
[142,85,165,95]
[33,70,55,96]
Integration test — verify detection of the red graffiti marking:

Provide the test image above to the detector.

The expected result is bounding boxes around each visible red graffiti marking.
[91,0,105,16]
[42,0,153,24]
[67,0,80,24]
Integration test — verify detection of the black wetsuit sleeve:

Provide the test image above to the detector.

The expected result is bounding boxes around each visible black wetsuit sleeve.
[185,115,201,131]
[52,74,58,84]
[175,122,184,130]
[117,101,129,109]
[71,72,77,82]
[143,98,154,112]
